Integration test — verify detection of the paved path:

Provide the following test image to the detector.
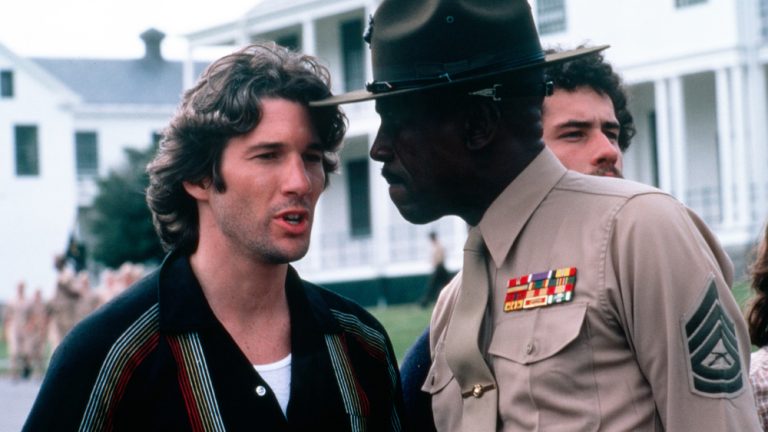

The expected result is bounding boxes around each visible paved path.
[0,376,40,432]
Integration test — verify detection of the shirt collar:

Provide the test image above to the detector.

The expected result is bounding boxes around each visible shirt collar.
[157,251,339,336]
[478,147,567,267]
[158,252,219,333]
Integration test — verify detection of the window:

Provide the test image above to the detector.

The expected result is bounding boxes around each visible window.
[537,0,566,35]
[346,158,371,237]
[152,131,163,147]
[675,0,706,7]
[341,18,365,92]
[647,111,660,188]
[15,125,39,176]
[1,70,13,98]
[75,131,99,177]
[275,34,301,52]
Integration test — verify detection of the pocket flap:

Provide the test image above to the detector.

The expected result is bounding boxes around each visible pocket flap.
[421,340,455,395]
[488,303,587,365]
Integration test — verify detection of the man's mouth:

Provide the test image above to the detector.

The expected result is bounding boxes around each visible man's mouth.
[594,166,623,178]
[275,208,310,227]
[381,167,405,186]
[282,213,305,225]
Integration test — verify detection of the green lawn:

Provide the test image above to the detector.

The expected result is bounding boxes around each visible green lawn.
[734,280,753,311]
[367,303,432,363]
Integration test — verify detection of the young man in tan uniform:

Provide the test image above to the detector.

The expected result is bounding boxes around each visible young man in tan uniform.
[316,0,760,430]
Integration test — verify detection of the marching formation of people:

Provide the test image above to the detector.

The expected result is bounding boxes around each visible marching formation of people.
[2,255,145,381]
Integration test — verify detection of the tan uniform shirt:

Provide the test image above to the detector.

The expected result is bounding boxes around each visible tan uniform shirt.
[425,149,760,431]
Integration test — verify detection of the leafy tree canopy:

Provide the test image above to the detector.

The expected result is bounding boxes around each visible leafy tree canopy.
[90,143,165,268]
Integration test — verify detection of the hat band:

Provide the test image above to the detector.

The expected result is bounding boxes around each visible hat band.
[366,51,546,94]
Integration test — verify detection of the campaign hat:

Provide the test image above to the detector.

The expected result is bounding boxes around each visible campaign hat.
[313,0,607,106]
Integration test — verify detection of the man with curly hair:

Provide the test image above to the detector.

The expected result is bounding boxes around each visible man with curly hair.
[542,47,635,178]
[24,43,403,431]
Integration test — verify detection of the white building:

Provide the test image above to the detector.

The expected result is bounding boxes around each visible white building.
[0,30,200,300]
[4,0,765,303]
[182,0,768,303]
[0,43,80,299]
[533,0,768,252]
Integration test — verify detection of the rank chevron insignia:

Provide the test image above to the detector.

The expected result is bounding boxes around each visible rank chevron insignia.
[681,280,743,397]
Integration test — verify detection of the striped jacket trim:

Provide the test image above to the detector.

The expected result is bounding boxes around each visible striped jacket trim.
[167,333,226,432]
[326,333,369,432]
[328,309,402,432]
[79,304,160,431]
[77,304,399,432]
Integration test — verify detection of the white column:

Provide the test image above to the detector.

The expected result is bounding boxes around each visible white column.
[235,16,250,47]
[302,18,317,55]
[669,76,687,202]
[729,65,751,228]
[747,61,768,227]
[450,217,468,271]
[654,79,673,194]
[739,0,768,232]
[183,44,195,90]
[715,68,735,227]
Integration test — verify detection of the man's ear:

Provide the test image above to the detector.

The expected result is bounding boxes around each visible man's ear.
[183,179,212,201]
[464,99,501,151]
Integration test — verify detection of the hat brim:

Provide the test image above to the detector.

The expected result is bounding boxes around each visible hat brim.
[312,45,609,107]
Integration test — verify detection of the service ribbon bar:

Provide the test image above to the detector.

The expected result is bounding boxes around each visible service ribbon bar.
[504,267,577,312]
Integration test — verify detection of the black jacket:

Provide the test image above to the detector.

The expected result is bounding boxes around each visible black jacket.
[24,252,403,431]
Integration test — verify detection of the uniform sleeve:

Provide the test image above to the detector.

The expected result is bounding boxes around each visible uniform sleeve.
[610,193,761,430]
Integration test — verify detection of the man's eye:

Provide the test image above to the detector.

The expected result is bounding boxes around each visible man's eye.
[254,152,278,160]
[560,131,584,140]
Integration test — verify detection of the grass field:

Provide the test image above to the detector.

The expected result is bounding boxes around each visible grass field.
[734,280,753,310]
[367,303,433,363]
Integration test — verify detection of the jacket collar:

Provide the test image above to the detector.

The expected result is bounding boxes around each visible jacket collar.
[477,147,567,267]
[157,251,339,336]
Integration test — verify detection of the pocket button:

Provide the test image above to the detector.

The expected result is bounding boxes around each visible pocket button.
[525,342,535,355]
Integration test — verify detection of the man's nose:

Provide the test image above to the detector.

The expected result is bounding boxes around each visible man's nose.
[591,133,620,166]
[283,156,313,195]
[370,129,394,162]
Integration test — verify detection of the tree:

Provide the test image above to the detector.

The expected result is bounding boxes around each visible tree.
[89,143,165,268]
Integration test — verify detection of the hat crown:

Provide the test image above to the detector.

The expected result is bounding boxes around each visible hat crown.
[371,0,544,85]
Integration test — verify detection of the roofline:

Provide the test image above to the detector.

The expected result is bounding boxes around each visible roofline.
[185,0,371,46]
[0,42,81,106]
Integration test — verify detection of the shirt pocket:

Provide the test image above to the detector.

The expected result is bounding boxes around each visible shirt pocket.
[421,339,463,431]
[488,302,601,430]
[421,339,454,395]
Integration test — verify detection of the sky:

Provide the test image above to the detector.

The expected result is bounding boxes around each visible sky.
[0,0,262,60]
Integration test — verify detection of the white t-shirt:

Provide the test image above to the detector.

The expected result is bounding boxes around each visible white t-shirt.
[254,354,292,417]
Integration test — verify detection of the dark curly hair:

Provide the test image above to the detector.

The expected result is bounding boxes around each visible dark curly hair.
[748,227,768,347]
[146,42,347,253]
[544,47,635,152]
